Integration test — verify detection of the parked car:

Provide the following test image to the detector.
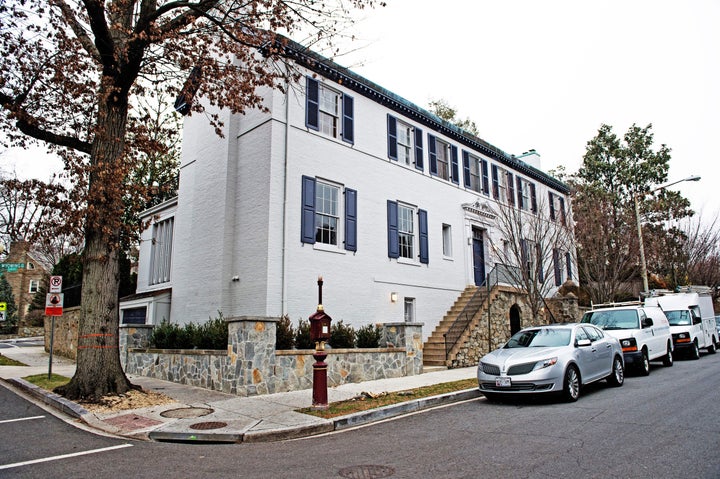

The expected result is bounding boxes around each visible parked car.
[645,291,717,359]
[477,323,624,402]
[581,303,673,375]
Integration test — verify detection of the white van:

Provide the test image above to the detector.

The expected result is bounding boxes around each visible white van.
[581,302,673,375]
[645,290,718,359]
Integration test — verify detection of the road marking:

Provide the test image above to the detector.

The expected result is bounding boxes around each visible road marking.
[0,415,45,424]
[0,444,133,470]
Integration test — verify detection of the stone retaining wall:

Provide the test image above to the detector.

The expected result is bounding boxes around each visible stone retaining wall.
[43,308,80,360]
[122,317,423,397]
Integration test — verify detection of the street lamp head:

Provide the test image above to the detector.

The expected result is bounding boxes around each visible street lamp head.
[685,175,701,182]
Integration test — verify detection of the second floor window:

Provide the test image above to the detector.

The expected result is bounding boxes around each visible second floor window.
[549,192,567,225]
[428,134,459,184]
[387,114,424,171]
[492,165,515,205]
[463,151,489,195]
[149,217,174,285]
[29,279,39,293]
[306,76,354,144]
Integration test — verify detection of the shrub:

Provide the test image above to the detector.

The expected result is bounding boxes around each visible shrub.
[276,315,296,350]
[330,319,355,348]
[356,323,381,348]
[295,318,314,349]
[150,313,228,350]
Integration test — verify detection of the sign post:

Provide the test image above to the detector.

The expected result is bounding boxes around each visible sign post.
[45,290,64,379]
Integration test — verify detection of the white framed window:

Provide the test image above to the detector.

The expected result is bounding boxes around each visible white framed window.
[27,262,35,270]
[29,279,39,293]
[442,224,452,257]
[468,154,481,193]
[314,181,341,246]
[319,84,340,138]
[404,297,416,322]
[396,120,414,165]
[436,139,451,181]
[398,203,415,260]
[149,217,174,285]
[549,192,567,225]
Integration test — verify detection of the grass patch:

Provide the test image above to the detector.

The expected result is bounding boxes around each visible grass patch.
[0,353,26,367]
[23,373,71,391]
[298,378,478,419]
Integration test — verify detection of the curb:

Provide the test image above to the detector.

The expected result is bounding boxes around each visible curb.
[3,377,482,443]
[5,377,89,419]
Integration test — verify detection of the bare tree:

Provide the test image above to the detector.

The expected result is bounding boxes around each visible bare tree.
[492,193,575,321]
[676,211,720,295]
[0,0,383,400]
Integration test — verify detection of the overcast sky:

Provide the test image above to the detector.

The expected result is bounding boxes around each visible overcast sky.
[336,0,720,216]
[3,0,718,216]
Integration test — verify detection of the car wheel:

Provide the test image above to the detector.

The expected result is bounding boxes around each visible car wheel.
[708,340,716,354]
[662,342,673,367]
[607,355,624,387]
[562,365,580,402]
[690,341,700,360]
[638,349,650,376]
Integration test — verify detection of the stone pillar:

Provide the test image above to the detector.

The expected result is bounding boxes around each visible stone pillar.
[119,324,154,369]
[226,316,279,396]
[381,322,423,375]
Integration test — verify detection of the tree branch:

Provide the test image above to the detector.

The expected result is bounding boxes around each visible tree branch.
[51,0,101,63]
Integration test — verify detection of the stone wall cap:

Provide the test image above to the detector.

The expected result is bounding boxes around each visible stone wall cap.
[224,316,280,324]
[382,322,424,327]
[119,324,155,329]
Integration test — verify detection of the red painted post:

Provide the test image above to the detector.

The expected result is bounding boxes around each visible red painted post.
[309,276,331,410]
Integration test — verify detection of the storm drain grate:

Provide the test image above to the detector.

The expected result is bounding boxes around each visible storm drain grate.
[189,421,228,430]
[338,465,395,479]
[160,407,214,419]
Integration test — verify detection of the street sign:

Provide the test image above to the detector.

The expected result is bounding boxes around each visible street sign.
[0,302,5,321]
[49,275,63,293]
[0,263,24,273]
[0,302,6,311]
[45,293,64,316]
[0,311,5,322]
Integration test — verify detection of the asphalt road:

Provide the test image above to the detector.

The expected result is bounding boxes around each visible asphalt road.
[2,352,719,478]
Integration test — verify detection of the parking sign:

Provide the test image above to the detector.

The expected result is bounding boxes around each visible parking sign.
[50,275,63,293]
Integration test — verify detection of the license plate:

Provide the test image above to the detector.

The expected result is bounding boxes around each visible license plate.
[496,376,511,387]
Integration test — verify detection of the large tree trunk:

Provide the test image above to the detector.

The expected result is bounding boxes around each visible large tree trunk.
[56,91,134,401]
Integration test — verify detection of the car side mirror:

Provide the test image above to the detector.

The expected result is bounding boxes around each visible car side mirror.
[576,339,592,347]
[641,318,653,328]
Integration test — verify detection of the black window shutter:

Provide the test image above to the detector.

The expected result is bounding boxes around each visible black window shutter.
[559,197,566,225]
[428,134,437,176]
[414,127,424,171]
[387,200,399,258]
[549,192,556,220]
[530,183,537,213]
[342,93,354,144]
[462,151,471,188]
[553,249,562,286]
[507,172,515,205]
[516,176,524,209]
[301,176,316,244]
[450,146,459,185]
[491,164,499,199]
[481,160,490,195]
[566,252,573,280]
[418,209,429,264]
[305,77,319,131]
[387,115,397,160]
[345,188,357,252]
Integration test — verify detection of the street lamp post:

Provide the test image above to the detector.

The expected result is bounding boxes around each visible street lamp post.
[635,175,701,293]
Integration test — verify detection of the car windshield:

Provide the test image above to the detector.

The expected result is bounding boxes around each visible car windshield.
[504,328,571,348]
[665,310,691,326]
[582,309,639,330]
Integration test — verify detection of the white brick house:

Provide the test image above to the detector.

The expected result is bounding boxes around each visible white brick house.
[121,45,573,342]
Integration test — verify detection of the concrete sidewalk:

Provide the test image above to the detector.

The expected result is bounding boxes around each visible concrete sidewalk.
[0,339,480,443]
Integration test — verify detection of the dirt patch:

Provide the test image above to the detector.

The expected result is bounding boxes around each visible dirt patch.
[80,389,178,413]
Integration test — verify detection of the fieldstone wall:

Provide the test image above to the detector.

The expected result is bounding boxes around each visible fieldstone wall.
[43,308,80,360]
[122,317,424,397]
[450,287,551,368]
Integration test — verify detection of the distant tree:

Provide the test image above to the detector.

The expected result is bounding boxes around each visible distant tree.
[0,274,18,334]
[428,99,479,136]
[571,124,693,303]
[673,211,720,295]
[0,0,383,400]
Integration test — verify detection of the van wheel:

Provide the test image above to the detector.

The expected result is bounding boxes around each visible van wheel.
[662,343,673,367]
[708,340,717,354]
[690,341,700,360]
[562,365,580,402]
[607,356,624,387]
[638,350,650,376]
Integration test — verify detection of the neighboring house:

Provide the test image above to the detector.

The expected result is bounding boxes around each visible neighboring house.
[0,241,50,322]
[121,43,574,341]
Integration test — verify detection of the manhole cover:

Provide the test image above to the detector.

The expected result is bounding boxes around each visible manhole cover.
[338,465,395,479]
[160,407,213,419]
[189,421,228,430]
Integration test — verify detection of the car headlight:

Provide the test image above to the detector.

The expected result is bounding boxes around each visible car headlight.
[533,357,558,370]
[677,332,689,339]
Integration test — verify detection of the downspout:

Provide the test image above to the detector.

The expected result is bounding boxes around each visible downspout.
[281,74,291,317]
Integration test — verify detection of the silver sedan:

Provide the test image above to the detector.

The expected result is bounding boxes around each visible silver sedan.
[477,323,625,402]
